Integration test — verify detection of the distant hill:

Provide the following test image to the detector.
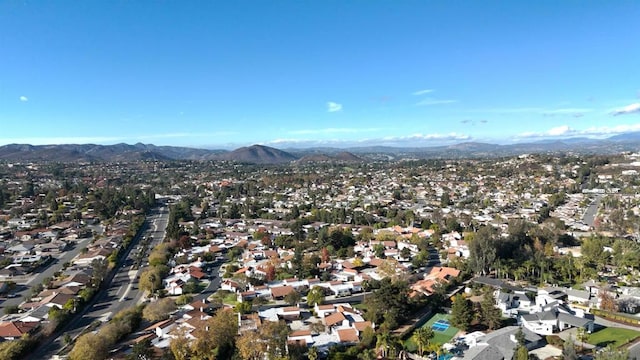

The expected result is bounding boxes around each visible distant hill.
[0,143,225,162]
[213,145,298,164]
[3,133,640,163]
[296,151,363,163]
[609,132,640,142]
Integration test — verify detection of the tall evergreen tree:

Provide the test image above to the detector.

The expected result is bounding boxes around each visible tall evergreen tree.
[451,294,473,331]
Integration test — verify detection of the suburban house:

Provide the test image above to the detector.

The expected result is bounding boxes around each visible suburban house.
[0,320,39,340]
[494,286,595,336]
[457,326,543,360]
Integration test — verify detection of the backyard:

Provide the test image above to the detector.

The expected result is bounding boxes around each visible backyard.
[405,313,459,352]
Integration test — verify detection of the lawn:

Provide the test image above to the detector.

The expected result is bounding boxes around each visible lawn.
[223,292,238,305]
[588,327,640,349]
[404,313,459,352]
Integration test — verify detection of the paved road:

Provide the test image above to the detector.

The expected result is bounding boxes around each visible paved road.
[30,206,170,360]
[582,194,603,227]
[194,267,222,303]
[628,339,640,360]
[0,235,96,311]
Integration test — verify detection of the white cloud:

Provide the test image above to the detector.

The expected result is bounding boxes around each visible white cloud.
[416,98,458,106]
[288,127,381,135]
[612,103,640,116]
[412,89,434,96]
[581,124,640,135]
[256,132,472,148]
[518,126,576,138]
[327,101,343,112]
[384,132,471,141]
[542,108,592,116]
[467,107,543,114]
[19,96,28,102]
[518,123,640,139]
[547,125,573,136]
[0,132,244,147]
[0,136,125,145]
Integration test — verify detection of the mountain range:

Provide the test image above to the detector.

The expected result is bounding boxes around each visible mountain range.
[2,132,640,164]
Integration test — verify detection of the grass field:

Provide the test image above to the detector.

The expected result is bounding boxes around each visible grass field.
[588,327,640,349]
[405,313,459,351]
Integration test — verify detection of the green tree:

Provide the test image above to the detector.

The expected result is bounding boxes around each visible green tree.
[235,301,252,314]
[576,327,588,352]
[69,333,107,360]
[139,267,162,294]
[128,338,153,360]
[441,192,452,207]
[480,291,502,330]
[376,330,393,359]
[308,346,318,360]
[284,290,302,306]
[142,297,176,322]
[580,236,609,271]
[562,338,577,360]
[513,345,529,360]
[236,330,263,360]
[258,320,289,360]
[364,278,412,329]
[169,328,192,360]
[450,294,473,331]
[307,286,325,306]
[412,327,434,356]
[468,226,497,275]
[90,258,109,287]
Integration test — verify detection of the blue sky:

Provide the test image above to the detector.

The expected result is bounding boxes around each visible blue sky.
[1,1,639,149]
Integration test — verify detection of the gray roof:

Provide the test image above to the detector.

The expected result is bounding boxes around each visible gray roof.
[479,326,542,360]
[28,305,50,319]
[539,310,557,321]
[521,313,538,322]
[512,292,531,302]
[462,344,505,360]
[473,276,524,292]
[566,288,590,300]
[558,312,592,327]
[521,311,557,323]
[497,292,511,302]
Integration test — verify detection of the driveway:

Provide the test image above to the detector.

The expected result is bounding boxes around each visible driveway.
[529,344,562,359]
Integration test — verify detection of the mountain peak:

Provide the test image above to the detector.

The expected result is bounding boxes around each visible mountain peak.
[215,144,298,164]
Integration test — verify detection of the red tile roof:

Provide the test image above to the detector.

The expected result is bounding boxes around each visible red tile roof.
[0,321,39,338]
[353,321,373,331]
[324,311,346,327]
[270,286,295,298]
[337,328,359,343]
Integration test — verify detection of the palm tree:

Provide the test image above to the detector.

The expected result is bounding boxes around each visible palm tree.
[426,342,442,359]
[376,331,392,358]
[392,335,406,359]
[412,327,434,356]
[307,346,318,360]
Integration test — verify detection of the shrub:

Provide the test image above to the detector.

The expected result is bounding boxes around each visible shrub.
[546,335,564,348]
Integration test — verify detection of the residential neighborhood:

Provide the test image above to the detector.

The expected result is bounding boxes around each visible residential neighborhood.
[1,152,640,359]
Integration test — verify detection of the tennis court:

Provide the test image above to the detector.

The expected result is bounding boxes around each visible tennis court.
[432,319,450,332]
[405,313,460,352]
